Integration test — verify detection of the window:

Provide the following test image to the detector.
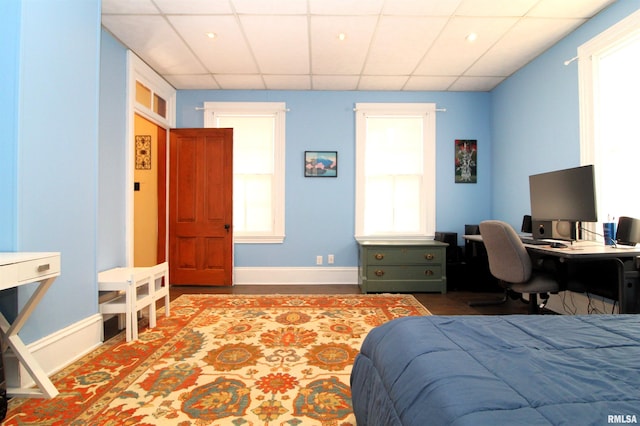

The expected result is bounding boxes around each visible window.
[204,102,286,243]
[355,103,436,239]
[579,9,640,235]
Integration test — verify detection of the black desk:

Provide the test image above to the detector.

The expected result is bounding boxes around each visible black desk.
[463,235,640,314]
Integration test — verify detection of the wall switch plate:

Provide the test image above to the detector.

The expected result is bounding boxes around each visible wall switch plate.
[328,254,334,264]
[316,255,323,265]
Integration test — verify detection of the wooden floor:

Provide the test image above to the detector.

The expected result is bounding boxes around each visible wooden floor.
[168,284,532,315]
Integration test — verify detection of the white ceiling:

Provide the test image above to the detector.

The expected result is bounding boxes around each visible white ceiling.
[101,0,615,92]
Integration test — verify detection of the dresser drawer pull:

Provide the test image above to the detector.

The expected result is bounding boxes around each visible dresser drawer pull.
[425,253,435,260]
[424,269,434,276]
[374,253,384,260]
[37,263,51,272]
[375,269,385,277]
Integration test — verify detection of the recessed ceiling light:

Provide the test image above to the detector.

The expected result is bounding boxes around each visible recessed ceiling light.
[206,32,217,39]
[338,33,346,41]
[466,33,478,42]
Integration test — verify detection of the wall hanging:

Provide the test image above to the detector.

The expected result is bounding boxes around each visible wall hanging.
[135,135,152,170]
[305,151,337,177]
[454,139,476,183]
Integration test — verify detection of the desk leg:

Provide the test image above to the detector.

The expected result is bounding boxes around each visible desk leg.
[0,277,59,398]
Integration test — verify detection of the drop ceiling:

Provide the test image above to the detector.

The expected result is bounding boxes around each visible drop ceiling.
[101,0,615,92]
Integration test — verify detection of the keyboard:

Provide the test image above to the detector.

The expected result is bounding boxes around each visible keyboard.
[520,236,550,246]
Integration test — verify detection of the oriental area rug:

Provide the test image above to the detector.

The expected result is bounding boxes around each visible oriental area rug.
[6,294,430,425]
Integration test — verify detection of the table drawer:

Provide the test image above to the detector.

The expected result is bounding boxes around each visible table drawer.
[0,264,19,290]
[17,256,61,283]
[366,265,443,281]
[366,247,443,264]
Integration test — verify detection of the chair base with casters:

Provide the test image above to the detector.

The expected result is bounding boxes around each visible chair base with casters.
[478,220,563,314]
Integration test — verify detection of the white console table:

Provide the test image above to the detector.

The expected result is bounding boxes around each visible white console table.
[0,252,60,398]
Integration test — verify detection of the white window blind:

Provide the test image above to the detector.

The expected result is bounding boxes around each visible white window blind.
[355,103,436,239]
[204,102,286,243]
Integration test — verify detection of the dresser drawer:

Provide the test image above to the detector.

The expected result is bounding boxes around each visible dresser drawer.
[366,247,443,264]
[366,265,443,281]
[17,255,61,283]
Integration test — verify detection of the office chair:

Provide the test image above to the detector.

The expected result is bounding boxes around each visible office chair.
[479,220,561,314]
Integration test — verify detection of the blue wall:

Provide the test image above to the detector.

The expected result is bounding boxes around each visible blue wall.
[177,90,493,266]
[98,29,128,271]
[1,0,101,344]
[0,0,20,251]
[491,0,640,229]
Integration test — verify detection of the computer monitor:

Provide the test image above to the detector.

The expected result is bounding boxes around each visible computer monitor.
[529,165,598,239]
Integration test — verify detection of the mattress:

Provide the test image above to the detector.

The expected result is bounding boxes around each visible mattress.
[350,315,640,425]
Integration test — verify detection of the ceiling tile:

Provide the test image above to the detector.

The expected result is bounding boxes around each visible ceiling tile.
[467,17,585,76]
[101,0,158,14]
[454,0,539,17]
[311,16,377,74]
[231,0,308,15]
[102,15,207,75]
[215,74,266,90]
[164,74,219,90]
[312,75,360,90]
[264,75,311,90]
[153,0,232,14]
[358,75,410,90]
[168,15,258,74]
[363,16,448,75]
[414,16,518,75]
[404,76,458,91]
[308,0,384,15]
[382,0,462,16]
[528,0,616,18]
[449,76,505,91]
[239,15,309,74]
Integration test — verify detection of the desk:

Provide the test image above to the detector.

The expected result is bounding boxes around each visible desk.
[463,235,640,313]
[0,252,60,398]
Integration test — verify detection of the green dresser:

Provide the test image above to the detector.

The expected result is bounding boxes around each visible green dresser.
[357,240,448,294]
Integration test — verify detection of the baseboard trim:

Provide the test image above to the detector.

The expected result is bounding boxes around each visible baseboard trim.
[4,313,104,389]
[234,266,359,285]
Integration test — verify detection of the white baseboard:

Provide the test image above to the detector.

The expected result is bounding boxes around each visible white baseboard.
[234,266,359,285]
[4,313,104,389]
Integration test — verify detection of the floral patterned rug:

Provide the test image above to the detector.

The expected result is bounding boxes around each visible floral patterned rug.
[6,294,430,425]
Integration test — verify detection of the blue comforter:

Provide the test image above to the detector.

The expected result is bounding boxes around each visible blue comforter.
[350,315,640,425]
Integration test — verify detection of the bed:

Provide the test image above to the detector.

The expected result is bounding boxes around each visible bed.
[350,315,640,425]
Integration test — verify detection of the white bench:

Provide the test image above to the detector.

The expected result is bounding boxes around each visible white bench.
[98,262,170,342]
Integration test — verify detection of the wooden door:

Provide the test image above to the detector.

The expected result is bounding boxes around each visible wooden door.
[169,128,233,285]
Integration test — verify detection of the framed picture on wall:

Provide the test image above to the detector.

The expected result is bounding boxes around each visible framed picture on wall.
[454,139,477,183]
[305,151,338,177]
[135,135,152,170]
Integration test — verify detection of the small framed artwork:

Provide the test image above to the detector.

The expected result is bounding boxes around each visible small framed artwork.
[305,151,338,177]
[454,139,477,183]
[135,135,152,170]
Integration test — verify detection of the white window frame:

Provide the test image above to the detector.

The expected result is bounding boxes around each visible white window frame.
[578,9,640,236]
[204,102,286,243]
[355,103,436,240]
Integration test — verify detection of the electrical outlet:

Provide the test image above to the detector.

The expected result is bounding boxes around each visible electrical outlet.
[316,255,323,265]
[328,254,334,264]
